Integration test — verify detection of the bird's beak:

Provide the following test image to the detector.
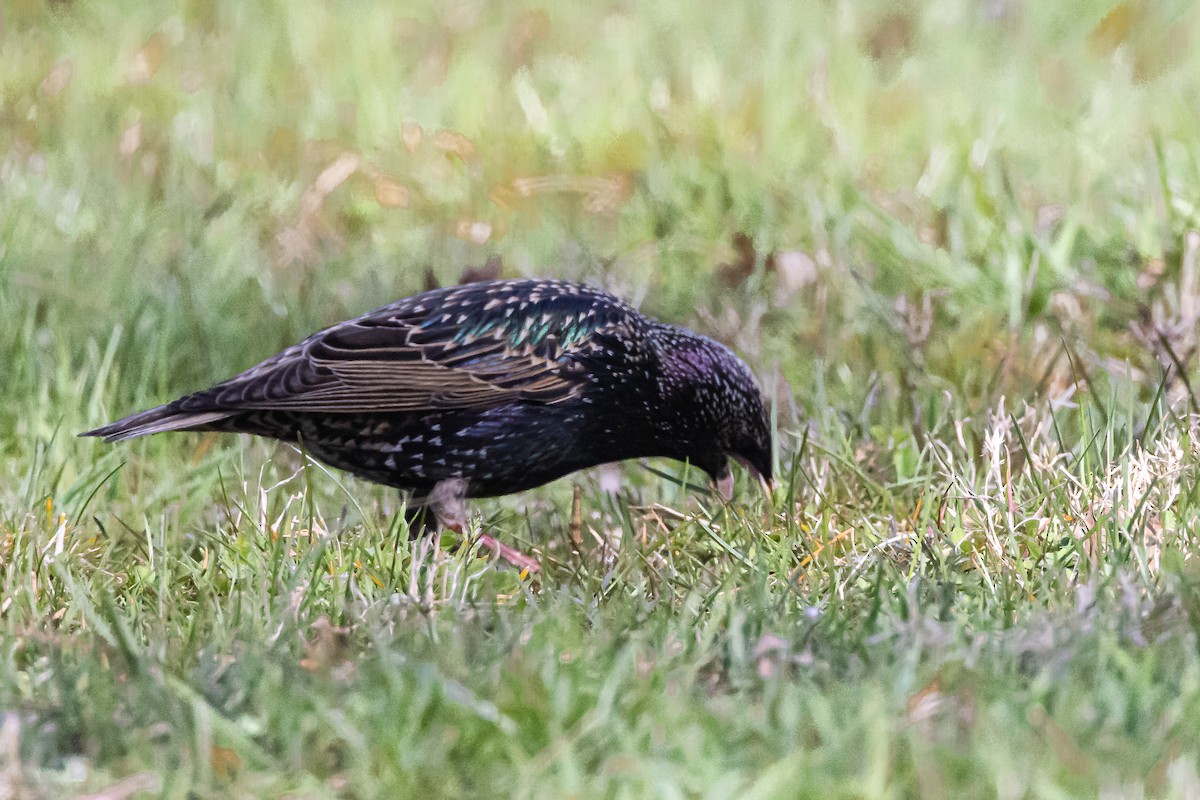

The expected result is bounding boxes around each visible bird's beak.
[749,466,775,497]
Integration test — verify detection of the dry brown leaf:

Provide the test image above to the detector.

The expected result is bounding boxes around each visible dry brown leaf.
[127,32,168,85]
[1091,2,1136,55]
[433,129,476,160]
[179,69,204,93]
[311,152,360,199]
[716,231,757,288]
[583,172,633,214]
[264,127,298,170]
[487,183,522,210]
[506,9,550,69]
[770,250,818,294]
[865,9,915,63]
[302,138,348,167]
[454,219,492,245]
[119,121,141,159]
[275,152,359,268]
[210,747,242,783]
[40,59,74,98]
[373,174,410,208]
[401,121,424,152]
[507,173,632,214]
[905,678,944,723]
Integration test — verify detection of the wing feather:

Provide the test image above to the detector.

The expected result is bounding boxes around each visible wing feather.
[176,279,643,415]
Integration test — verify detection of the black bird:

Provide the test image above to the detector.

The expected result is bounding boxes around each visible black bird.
[83,278,773,567]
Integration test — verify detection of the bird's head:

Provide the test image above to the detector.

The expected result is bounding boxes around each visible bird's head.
[653,326,774,500]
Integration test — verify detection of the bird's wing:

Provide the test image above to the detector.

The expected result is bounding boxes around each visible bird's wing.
[176,281,641,414]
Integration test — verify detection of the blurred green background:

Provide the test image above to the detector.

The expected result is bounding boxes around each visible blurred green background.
[7,0,1200,439]
[6,0,1200,797]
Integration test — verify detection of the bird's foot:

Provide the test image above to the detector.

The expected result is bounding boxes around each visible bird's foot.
[473,533,541,575]
[441,520,540,574]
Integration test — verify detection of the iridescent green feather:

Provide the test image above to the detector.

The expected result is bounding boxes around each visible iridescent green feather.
[454,310,596,352]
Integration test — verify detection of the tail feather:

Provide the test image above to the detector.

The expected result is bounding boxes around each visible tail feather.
[80,405,233,442]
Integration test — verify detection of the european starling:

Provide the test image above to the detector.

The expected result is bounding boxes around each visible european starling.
[83,278,773,563]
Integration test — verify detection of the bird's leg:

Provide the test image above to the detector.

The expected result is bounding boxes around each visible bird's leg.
[404,503,438,539]
[426,478,469,532]
[473,533,541,574]
[421,478,541,574]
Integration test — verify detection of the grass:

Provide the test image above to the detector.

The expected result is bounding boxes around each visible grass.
[5,0,1200,796]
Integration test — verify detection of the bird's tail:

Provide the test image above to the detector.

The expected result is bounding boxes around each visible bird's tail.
[80,404,233,443]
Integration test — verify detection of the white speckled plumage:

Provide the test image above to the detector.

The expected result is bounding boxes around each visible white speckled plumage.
[83,278,773,532]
